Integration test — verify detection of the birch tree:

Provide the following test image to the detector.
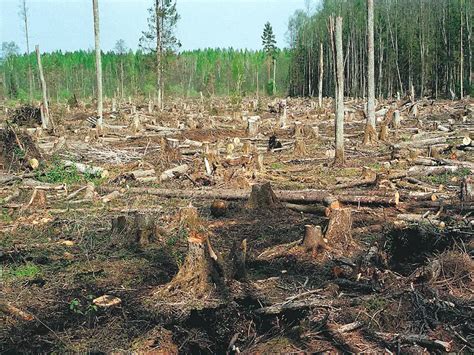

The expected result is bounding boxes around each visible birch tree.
[35,45,49,129]
[334,17,344,165]
[364,0,376,145]
[92,0,103,127]
[19,0,33,102]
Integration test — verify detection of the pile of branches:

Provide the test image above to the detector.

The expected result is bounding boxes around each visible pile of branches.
[11,105,42,126]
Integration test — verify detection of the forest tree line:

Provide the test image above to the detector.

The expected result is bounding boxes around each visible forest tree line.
[1,0,472,103]
[287,0,472,99]
[0,46,291,103]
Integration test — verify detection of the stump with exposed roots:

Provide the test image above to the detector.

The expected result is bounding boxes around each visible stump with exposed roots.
[363,124,378,145]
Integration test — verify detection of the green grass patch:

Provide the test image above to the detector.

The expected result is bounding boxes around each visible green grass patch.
[0,208,13,223]
[270,162,285,170]
[36,158,105,186]
[424,167,471,185]
[5,263,41,280]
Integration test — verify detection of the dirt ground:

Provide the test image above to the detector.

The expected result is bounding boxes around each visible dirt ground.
[0,96,473,353]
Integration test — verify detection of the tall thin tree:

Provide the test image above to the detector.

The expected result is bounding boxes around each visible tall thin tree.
[334,17,344,165]
[364,0,376,145]
[35,45,49,129]
[19,0,33,102]
[93,0,103,127]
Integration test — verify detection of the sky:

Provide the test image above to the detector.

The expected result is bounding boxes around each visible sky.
[0,0,310,53]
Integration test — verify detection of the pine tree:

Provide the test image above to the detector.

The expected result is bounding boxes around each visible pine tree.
[139,0,180,108]
[261,22,277,95]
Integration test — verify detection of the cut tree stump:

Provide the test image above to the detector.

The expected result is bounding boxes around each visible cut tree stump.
[230,239,247,281]
[325,208,353,248]
[302,225,326,254]
[294,138,307,157]
[460,176,473,202]
[247,182,282,209]
[157,206,226,301]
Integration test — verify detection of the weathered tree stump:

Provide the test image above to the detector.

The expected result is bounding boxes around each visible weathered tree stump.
[363,124,378,145]
[325,208,353,248]
[210,200,228,217]
[379,123,389,141]
[247,182,282,209]
[134,212,156,247]
[111,215,127,234]
[230,239,247,281]
[294,138,307,157]
[302,225,325,254]
[461,176,473,202]
[247,117,259,137]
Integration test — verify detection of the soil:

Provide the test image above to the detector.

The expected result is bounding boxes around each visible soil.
[0,96,473,353]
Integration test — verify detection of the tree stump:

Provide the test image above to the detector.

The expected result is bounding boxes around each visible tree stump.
[461,176,473,202]
[242,141,252,155]
[363,124,378,145]
[393,110,401,129]
[294,138,307,157]
[325,208,353,248]
[256,154,265,172]
[247,182,282,209]
[379,123,389,141]
[302,225,325,254]
[111,215,127,234]
[293,121,304,137]
[28,189,46,208]
[210,200,228,217]
[134,213,156,247]
[230,239,247,281]
[247,117,259,137]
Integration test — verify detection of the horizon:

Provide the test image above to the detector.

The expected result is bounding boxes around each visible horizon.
[1,0,312,54]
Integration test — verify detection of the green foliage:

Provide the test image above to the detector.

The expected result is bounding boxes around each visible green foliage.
[1,47,291,101]
[262,22,277,59]
[6,263,41,280]
[288,0,471,98]
[37,158,104,185]
[69,295,98,316]
[266,80,275,96]
[424,167,471,185]
[0,208,13,223]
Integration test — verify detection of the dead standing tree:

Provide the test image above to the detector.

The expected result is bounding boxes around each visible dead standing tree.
[334,16,344,165]
[35,45,50,130]
[20,0,33,103]
[363,0,377,145]
[92,0,103,128]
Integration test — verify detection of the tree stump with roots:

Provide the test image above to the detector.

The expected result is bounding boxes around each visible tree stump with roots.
[156,205,227,302]
[247,182,282,209]
[363,124,378,145]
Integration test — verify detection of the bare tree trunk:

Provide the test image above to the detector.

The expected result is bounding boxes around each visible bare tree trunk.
[256,66,259,102]
[273,58,277,96]
[335,17,345,165]
[366,0,376,134]
[318,42,324,108]
[460,1,464,100]
[466,4,472,90]
[35,45,49,129]
[155,0,162,109]
[21,0,33,103]
[92,0,103,127]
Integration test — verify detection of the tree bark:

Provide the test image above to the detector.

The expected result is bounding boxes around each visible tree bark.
[335,17,345,165]
[92,0,103,127]
[155,0,162,109]
[318,42,324,108]
[35,45,49,130]
[366,0,376,134]
[21,0,33,103]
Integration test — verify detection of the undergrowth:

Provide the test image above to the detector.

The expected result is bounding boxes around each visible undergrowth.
[36,157,105,185]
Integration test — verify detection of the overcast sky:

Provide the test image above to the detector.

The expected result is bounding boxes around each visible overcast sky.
[1,0,310,53]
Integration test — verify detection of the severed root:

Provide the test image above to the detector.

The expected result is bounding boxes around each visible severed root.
[247,182,282,209]
[257,224,326,261]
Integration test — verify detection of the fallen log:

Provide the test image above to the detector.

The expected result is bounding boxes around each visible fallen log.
[100,186,399,206]
[375,332,451,352]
